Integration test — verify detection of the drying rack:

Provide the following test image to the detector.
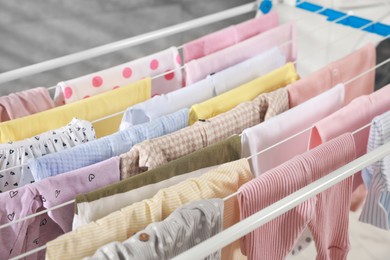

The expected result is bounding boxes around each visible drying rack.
[2,1,390,259]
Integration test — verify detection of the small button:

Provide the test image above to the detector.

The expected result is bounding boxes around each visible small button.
[139,166,148,173]
[139,233,149,242]
[332,69,339,76]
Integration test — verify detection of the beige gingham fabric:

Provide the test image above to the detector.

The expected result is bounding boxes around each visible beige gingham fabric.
[120,88,288,179]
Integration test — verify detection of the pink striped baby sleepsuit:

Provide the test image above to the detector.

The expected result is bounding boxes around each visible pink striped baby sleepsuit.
[238,133,356,260]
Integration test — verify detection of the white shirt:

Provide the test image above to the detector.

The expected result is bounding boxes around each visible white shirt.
[119,47,286,130]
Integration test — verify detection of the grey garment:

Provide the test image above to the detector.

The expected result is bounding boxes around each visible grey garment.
[84,199,224,260]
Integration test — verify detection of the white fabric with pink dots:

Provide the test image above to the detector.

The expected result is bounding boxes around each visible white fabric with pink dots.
[54,47,183,105]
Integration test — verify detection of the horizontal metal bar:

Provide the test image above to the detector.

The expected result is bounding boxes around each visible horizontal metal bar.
[173,141,390,260]
[0,2,256,84]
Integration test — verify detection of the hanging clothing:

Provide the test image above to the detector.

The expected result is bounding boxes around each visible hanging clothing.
[241,84,346,257]
[84,199,224,260]
[360,110,390,230]
[54,47,182,105]
[0,79,151,142]
[120,47,286,129]
[239,133,356,260]
[183,11,279,63]
[185,22,296,85]
[45,159,253,260]
[309,84,390,191]
[74,165,216,230]
[0,118,96,193]
[242,84,345,176]
[27,108,188,181]
[121,88,288,178]
[287,44,375,107]
[73,135,241,228]
[0,87,54,122]
[0,157,119,260]
[188,63,297,124]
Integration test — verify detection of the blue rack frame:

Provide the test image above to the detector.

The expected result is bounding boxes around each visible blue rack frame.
[259,0,390,37]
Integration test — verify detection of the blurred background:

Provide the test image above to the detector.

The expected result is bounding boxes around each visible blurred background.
[0,0,254,93]
[0,1,390,259]
[0,0,389,94]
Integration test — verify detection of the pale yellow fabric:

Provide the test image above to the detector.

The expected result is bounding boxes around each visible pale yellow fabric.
[189,62,298,124]
[45,159,253,260]
[0,79,151,142]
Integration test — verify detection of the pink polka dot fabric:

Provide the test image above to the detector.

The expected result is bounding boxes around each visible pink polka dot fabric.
[54,47,183,105]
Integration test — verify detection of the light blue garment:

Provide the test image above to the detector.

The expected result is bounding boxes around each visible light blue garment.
[29,108,189,181]
[360,110,390,230]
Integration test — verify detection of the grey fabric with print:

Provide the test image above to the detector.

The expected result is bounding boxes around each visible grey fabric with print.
[84,199,224,260]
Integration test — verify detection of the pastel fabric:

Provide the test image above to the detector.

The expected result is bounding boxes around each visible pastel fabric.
[242,85,345,257]
[287,44,375,107]
[0,79,151,142]
[73,135,241,227]
[0,87,54,122]
[185,22,297,85]
[84,199,224,260]
[183,11,279,63]
[242,84,345,177]
[120,47,286,129]
[28,108,188,181]
[239,134,356,260]
[120,88,288,178]
[188,63,298,124]
[360,111,390,230]
[54,47,182,105]
[309,84,390,189]
[0,118,96,193]
[0,157,119,260]
[74,166,216,229]
[45,159,254,260]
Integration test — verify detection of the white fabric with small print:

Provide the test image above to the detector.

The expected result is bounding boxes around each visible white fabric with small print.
[0,118,96,193]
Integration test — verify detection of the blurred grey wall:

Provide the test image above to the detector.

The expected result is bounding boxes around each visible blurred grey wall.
[0,0,253,95]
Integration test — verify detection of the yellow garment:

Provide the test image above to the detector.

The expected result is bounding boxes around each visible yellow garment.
[45,159,253,260]
[189,63,298,124]
[0,79,151,142]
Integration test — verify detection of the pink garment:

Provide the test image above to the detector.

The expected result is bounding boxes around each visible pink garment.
[242,84,345,177]
[54,47,182,105]
[239,134,356,260]
[0,87,54,122]
[0,157,119,260]
[185,22,296,85]
[182,11,279,63]
[309,84,390,190]
[287,44,375,107]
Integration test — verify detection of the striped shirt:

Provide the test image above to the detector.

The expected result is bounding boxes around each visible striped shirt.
[84,199,223,260]
[45,159,253,260]
[238,133,356,260]
[360,110,390,229]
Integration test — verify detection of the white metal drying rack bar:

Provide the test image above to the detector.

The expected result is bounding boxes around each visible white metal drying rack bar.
[173,140,390,260]
[5,117,376,260]
[0,112,373,232]
[0,0,377,180]
[0,0,363,86]
[0,2,257,85]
